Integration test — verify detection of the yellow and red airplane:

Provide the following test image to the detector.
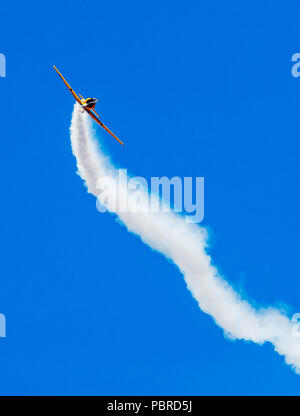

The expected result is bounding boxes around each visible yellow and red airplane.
[53,66,124,145]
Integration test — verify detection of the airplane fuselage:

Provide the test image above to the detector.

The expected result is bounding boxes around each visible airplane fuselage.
[82,97,98,110]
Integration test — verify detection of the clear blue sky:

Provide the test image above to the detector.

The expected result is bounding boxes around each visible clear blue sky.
[1,0,300,395]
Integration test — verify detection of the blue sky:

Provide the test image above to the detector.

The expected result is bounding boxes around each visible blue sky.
[1,0,300,395]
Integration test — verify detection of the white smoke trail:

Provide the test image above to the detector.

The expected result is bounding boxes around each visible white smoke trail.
[70,104,300,373]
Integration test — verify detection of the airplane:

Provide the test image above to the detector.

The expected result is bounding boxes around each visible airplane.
[53,66,124,145]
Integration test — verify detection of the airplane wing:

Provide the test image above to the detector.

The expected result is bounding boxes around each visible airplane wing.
[53,66,82,104]
[85,107,124,146]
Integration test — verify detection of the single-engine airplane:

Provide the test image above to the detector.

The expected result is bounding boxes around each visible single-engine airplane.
[53,66,124,145]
